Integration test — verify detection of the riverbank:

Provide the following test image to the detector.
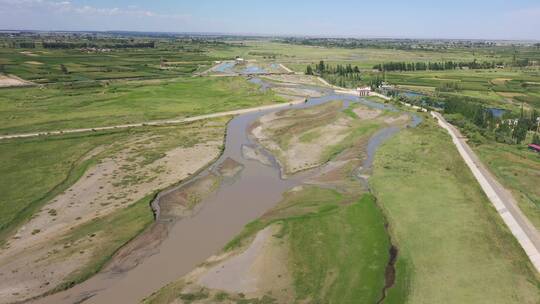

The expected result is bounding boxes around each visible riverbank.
[371,116,540,303]
[0,119,230,304]
[140,77,415,303]
[432,112,540,272]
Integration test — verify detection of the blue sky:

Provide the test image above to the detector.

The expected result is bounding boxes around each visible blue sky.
[1,0,539,40]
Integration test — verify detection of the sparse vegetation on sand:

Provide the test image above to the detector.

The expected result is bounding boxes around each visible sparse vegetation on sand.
[370,116,540,304]
[144,188,390,304]
[0,118,228,303]
[252,101,386,175]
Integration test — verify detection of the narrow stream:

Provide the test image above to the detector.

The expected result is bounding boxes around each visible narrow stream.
[31,79,420,304]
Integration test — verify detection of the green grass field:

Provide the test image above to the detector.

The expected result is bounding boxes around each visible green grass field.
[385,69,540,109]
[476,143,540,229]
[207,41,507,70]
[0,131,123,243]
[286,191,389,303]
[370,116,540,304]
[0,47,215,83]
[0,76,283,134]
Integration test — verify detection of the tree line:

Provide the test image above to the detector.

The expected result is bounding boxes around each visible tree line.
[42,41,156,49]
[305,61,362,88]
[373,60,504,72]
[401,94,539,145]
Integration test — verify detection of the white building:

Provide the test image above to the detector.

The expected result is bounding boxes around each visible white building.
[357,86,371,97]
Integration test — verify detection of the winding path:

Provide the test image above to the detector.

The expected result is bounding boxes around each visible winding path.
[432,112,540,272]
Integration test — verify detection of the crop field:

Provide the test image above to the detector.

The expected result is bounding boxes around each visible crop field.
[0,76,283,134]
[385,69,540,108]
[207,41,510,70]
[0,46,217,83]
[370,116,539,304]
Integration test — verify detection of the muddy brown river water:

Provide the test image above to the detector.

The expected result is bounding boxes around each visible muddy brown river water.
[30,80,419,304]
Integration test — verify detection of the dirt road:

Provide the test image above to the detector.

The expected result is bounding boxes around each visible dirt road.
[432,112,540,272]
[0,101,304,141]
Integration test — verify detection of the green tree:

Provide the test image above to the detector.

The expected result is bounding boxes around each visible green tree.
[513,119,528,144]
[317,60,325,73]
[60,64,69,74]
[306,65,313,75]
[532,133,540,145]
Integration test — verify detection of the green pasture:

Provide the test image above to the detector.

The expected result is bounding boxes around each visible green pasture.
[371,116,540,304]
[0,76,282,134]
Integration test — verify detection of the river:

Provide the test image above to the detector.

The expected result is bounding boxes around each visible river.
[30,79,420,304]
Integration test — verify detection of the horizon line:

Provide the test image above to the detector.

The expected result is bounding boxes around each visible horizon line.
[1,28,539,43]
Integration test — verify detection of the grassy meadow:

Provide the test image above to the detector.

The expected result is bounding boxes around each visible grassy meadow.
[476,143,540,228]
[0,131,123,243]
[370,115,540,304]
[0,76,283,134]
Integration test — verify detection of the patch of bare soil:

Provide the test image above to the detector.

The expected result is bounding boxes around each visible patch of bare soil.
[491,78,512,85]
[384,114,410,125]
[105,222,170,275]
[217,158,244,178]
[251,101,353,175]
[25,61,43,65]
[0,75,32,88]
[497,92,526,98]
[19,51,38,57]
[262,74,329,87]
[164,224,293,303]
[242,145,272,166]
[305,133,371,195]
[353,106,382,120]
[272,86,324,98]
[0,135,223,303]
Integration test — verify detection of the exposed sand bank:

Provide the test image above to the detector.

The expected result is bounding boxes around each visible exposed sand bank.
[0,126,225,303]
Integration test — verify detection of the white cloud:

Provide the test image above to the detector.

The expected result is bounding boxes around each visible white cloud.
[0,0,190,20]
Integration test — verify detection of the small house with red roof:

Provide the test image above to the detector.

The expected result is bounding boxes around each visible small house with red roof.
[528,144,540,153]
